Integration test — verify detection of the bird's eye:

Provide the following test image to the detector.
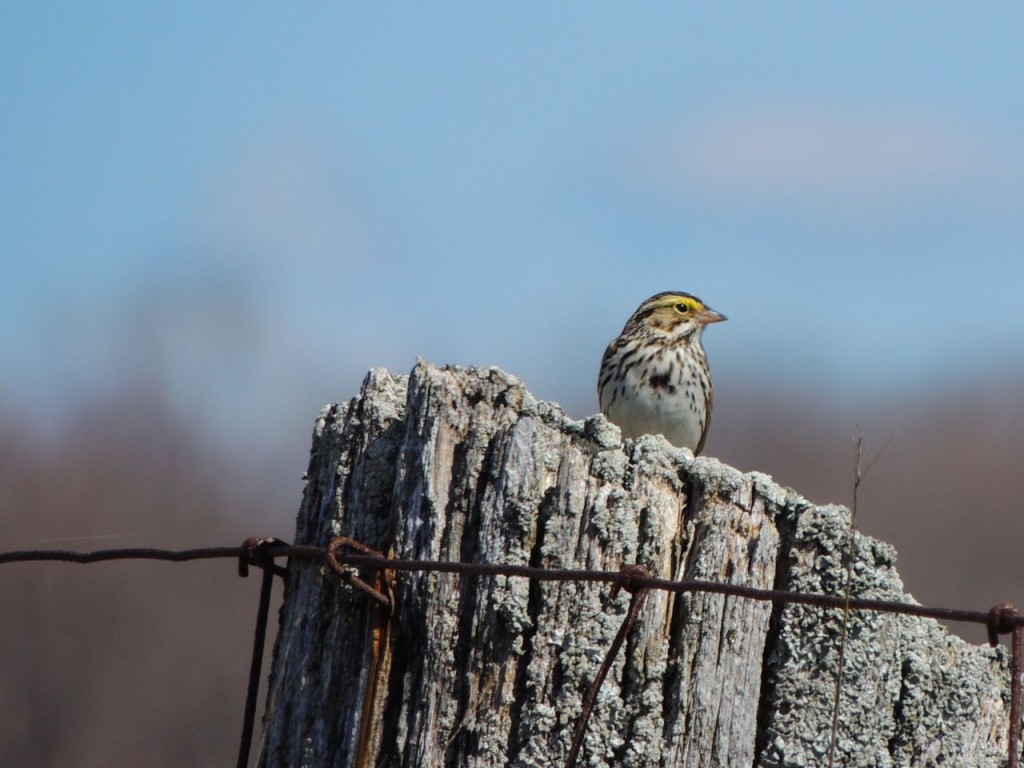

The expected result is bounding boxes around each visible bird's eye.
[675,303,689,313]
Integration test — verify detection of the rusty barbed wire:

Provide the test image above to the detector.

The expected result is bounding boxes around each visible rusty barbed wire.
[566,564,652,768]
[2,537,1022,767]
[3,541,1023,628]
[235,538,288,768]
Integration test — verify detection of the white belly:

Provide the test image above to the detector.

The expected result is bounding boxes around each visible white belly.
[600,364,707,451]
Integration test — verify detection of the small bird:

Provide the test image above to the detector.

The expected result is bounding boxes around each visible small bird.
[598,291,727,454]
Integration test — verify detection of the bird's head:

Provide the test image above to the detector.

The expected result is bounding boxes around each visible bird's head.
[626,291,727,339]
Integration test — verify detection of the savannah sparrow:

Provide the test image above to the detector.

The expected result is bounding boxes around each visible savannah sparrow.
[598,291,727,454]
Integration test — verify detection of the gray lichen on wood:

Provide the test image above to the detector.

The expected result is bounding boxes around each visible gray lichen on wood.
[258,361,1014,768]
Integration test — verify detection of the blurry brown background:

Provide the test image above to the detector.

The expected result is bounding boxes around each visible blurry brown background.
[5,4,1024,767]
[3,367,1022,766]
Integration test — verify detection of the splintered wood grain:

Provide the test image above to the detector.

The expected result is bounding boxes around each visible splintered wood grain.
[258,362,1015,768]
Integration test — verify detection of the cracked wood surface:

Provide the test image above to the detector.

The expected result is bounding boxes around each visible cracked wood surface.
[257,361,1014,768]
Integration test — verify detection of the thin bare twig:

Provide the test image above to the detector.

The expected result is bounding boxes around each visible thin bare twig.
[828,426,895,767]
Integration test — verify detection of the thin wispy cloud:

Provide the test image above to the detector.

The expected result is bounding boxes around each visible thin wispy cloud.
[647,104,1021,210]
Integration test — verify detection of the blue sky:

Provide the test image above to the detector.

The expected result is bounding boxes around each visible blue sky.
[3,3,1023,449]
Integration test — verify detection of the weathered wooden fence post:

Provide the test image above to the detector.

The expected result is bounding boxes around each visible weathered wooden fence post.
[256,361,1016,768]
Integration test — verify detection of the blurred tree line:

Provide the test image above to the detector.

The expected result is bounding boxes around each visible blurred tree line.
[2,368,1023,765]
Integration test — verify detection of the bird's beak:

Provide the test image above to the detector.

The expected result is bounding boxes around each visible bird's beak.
[697,307,727,324]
